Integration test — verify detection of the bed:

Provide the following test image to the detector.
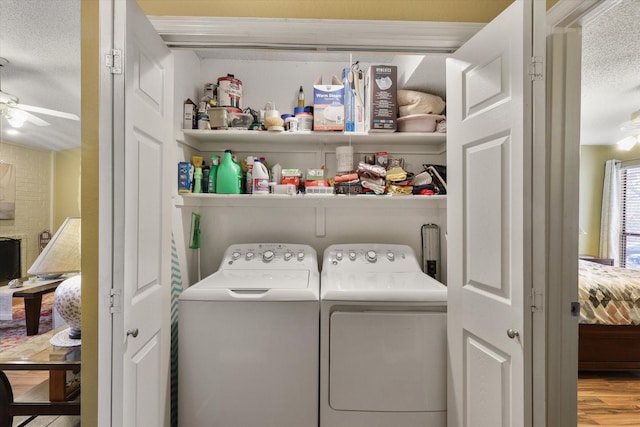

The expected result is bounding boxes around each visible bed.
[578,259,640,371]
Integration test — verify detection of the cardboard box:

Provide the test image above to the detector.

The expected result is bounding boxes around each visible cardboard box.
[313,76,344,131]
[342,67,365,133]
[365,65,398,132]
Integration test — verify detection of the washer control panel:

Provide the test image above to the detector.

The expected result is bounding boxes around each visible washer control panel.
[323,244,420,272]
[223,243,316,269]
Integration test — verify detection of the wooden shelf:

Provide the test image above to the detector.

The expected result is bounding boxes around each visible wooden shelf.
[174,193,446,209]
[182,129,446,144]
[179,129,447,154]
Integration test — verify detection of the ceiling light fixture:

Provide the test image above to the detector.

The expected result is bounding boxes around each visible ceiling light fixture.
[6,108,27,128]
[617,135,639,151]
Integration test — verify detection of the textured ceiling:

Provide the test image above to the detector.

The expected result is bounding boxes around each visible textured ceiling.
[0,1,634,152]
[0,0,80,152]
[581,0,640,145]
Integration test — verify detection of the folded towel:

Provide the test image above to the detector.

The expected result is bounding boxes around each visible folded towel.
[335,173,359,183]
[360,177,386,194]
[357,162,386,179]
[388,184,413,195]
[386,166,407,182]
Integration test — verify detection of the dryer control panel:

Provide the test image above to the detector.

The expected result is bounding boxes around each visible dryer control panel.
[222,243,317,269]
[323,244,420,272]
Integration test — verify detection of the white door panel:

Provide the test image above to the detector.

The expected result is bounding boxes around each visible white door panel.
[447,1,538,426]
[112,0,172,425]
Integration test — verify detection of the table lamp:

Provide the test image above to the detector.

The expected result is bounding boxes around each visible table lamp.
[27,217,82,347]
[27,217,80,280]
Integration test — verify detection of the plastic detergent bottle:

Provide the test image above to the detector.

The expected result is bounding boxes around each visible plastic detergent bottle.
[193,167,203,193]
[232,155,243,193]
[245,156,254,194]
[209,154,220,193]
[216,150,241,194]
[252,158,270,195]
[202,163,210,193]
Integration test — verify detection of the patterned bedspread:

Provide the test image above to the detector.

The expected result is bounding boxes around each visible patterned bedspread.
[579,260,640,325]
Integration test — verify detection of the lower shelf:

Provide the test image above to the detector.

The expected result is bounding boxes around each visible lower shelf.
[174,193,447,209]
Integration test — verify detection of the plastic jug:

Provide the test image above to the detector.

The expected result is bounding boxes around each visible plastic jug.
[252,158,270,195]
[245,156,254,194]
[209,154,220,193]
[232,155,243,192]
[216,150,241,194]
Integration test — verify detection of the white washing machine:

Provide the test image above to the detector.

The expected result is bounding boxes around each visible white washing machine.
[179,243,319,427]
[320,244,448,427]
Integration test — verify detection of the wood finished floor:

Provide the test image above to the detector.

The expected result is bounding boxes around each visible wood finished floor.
[6,370,640,426]
[578,371,640,426]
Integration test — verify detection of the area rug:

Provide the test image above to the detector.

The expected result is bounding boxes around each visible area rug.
[0,293,54,351]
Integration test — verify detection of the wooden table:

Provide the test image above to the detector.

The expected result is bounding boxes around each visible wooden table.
[0,328,80,427]
[1,277,64,335]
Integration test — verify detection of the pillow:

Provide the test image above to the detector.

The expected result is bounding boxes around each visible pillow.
[397,89,446,117]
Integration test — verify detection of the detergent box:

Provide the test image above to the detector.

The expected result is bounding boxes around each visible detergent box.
[313,75,344,131]
[365,65,398,132]
[178,161,194,193]
[342,67,365,133]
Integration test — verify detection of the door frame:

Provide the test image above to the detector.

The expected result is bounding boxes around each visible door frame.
[97,0,115,425]
[544,0,620,425]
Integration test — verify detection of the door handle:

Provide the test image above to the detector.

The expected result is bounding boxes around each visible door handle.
[507,329,520,339]
[126,328,139,338]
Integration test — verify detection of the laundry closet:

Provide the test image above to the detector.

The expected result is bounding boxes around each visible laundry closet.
[102,1,544,425]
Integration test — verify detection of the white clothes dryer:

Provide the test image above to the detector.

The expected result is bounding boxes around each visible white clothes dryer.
[320,244,447,427]
[179,243,319,427]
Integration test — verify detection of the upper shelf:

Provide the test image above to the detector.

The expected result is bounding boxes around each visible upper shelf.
[180,129,447,153]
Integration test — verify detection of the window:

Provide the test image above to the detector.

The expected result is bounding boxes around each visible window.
[620,165,640,268]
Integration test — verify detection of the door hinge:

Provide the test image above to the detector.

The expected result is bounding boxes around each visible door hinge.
[109,289,122,313]
[529,289,543,312]
[529,56,543,81]
[105,49,122,74]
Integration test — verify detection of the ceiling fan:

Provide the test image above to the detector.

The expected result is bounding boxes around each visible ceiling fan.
[617,107,640,150]
[0,57,80,128]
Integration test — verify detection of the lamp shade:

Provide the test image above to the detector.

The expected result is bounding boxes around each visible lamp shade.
[28,217,81,277]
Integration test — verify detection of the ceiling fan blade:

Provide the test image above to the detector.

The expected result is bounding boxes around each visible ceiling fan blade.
[17,103,79,121]
[24,111,51,127]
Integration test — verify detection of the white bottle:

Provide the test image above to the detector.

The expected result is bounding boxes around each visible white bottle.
[245,156,254,194]
[271,163,282,185]
[252,159,270,195]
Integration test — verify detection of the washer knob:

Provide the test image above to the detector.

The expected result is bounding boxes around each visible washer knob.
[297,251,305,261]
[387,251,395,261]
[263,250,275,262]
[366,250,377,263]
[231,251,241,260]
[245,252,255,260]
[336,252,343,261]
[349,251,356,261]
[284,251,293,261]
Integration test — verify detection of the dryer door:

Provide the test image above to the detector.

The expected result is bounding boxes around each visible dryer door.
[329,310,446,412]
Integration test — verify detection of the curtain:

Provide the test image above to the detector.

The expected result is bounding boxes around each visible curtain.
[599,159,621,264]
